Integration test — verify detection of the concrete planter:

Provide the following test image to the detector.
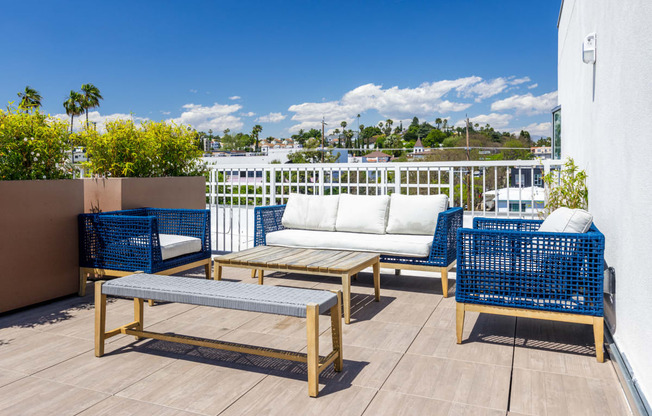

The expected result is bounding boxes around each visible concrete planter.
[82,176,206,212]
[0,180,84,313]
[0,176,206,313]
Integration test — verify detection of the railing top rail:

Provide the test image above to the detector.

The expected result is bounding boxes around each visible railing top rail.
[206,159,562,170]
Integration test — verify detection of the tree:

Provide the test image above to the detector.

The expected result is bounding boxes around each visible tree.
[80,83,103,125]
[435,118,442,129]
[442,119,448,131]
[63,90,84,133]
[17,86,42,113]
[384,134,403,157]
[251,124,262,152]
[410,117,419,127]
[339,121,347,148]
[384,119,393,136]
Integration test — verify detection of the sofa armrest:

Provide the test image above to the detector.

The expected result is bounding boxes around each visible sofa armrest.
[79,214,159,272]
[254,205,286,246]
[456,226,605,315]
[429,207,463,265]
[473,217,542,232]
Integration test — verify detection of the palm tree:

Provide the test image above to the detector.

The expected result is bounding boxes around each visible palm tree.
[251,124,263,152]
[435,117,442,130]
[385,119,393,136]
[80,84,103,126]
[63,91,84,133]
[17,86,42,113]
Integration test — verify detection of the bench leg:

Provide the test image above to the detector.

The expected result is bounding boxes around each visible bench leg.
[306,303,320,397]
[204,260,212,280]
[95,281,107,357]
[456,302,465,344]
[593,317,604,363]
[134,298,144,340]
[257,269,264,285]
[251,269,256,279]
[341,274,351,324]
[330,292,343,372]
[440,267,449,298]
[373,261,380,302]
[79,268,88,297]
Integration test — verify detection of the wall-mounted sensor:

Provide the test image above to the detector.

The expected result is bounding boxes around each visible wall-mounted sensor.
[583,32,596,64]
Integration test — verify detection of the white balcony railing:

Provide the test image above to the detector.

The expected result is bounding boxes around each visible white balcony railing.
[206,160,563,252]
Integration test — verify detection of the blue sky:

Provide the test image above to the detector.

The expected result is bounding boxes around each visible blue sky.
[0,0,560,138]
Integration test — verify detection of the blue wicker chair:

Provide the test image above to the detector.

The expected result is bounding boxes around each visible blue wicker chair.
[78,208,211,296]
[253,205,463,297]
[455,217,606,362]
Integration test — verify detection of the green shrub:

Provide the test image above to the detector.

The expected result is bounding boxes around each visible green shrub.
[543,157,588,217]
[82,119,205,177]
[0,108,72,180]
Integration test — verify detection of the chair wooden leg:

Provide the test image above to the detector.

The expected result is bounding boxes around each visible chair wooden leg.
[79,268,88,297]
[257,269,264,285]
[373,261,381,302]
[306,303,320,397]
[330,292,343,372]
[395,269,401,276]
[440,267,449,298]
[341,274,352,324]
[456,302,465,344]
[94,281,107,357]
[204,260,212,280]
[593,317,605,363]
[134,298,144,340]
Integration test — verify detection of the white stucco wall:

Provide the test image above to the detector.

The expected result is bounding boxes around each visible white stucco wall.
[558,0,652,402]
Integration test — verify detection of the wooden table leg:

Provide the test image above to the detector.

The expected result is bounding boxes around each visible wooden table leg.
[341,274,351,324]
[257,269,264,285]
[373,260,380,302]
[251,269,257,279]
[215,264,222,281]
[204,260,212,280]
[330,291,343,372]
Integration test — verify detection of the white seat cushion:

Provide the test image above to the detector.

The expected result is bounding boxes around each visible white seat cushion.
[282,193,340,231]
[159,233,203,260]
[386,194,448,235]
[266,229,433,258]
[335,194,390,234]
[538,207,593,233]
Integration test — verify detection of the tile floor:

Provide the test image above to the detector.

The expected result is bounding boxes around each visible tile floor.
[0,266,632,416]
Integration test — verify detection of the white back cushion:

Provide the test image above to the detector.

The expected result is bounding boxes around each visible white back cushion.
[386,194,449,235]
[281,194,340,231]
[538,207,593,233]
[335,194,390,234]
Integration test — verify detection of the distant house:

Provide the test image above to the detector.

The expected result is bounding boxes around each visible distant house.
[413,137,425,153]
[509,165,545,188]
[531,146,552,159]
[362,151,391,163]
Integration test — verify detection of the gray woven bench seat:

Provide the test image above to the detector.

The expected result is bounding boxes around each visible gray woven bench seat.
[95,273,343,397]
[102,273,338,317]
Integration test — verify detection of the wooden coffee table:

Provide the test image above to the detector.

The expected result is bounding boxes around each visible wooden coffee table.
[214,246,380,324]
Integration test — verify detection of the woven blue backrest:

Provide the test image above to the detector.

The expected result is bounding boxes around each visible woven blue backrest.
[254,205,286,246]
[456,221,605,316]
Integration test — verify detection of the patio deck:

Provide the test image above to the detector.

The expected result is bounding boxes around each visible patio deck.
[0,266,631,416]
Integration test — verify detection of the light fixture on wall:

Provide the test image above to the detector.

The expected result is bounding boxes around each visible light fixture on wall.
[583,32,596,64]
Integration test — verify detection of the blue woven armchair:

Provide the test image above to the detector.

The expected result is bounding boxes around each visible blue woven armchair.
[78,208,212,296]
[254,204,463,297]
[455,217,606,361]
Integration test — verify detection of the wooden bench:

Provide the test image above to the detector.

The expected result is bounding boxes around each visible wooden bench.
[95,274,343,397]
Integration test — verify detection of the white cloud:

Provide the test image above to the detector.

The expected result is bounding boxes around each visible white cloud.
[229,95,241,100]
[240,112,256,117]
[189,89,198,93]
[287,77,494,132]
[454,113,513,129]
[491,91,558,115]
[458,76,531,102]
[509,76,531,85]
[256,112,286,123]
[161,110,171,115]
[527,83,538,89]
[52,111,149,133]
[167,102,243,131]
[513,122,552,137]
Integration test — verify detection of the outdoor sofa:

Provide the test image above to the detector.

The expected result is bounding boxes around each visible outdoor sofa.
[253,193,463,297]
[78,207,212,296]
[455,208,606,361]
